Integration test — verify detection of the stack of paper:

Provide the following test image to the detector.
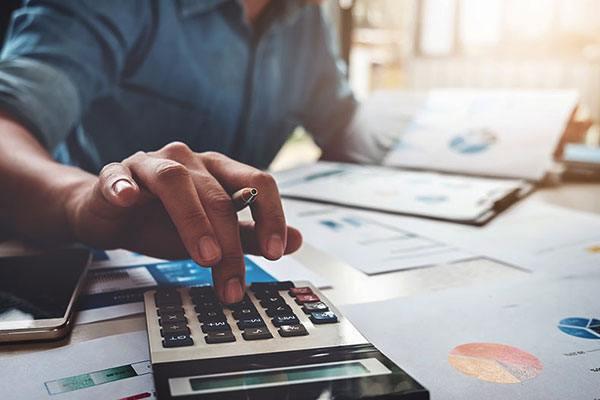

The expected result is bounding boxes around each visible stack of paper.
[0,331,153,399]
[277,162,530,224]
[383,89,578,181]
[283,199,475,274]
[342,272,600,400]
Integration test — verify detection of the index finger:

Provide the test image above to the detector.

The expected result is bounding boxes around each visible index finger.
[123,153,222,266]
[201,152,287,260]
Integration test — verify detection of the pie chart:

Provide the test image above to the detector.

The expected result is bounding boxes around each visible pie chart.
[558,317,600,340]
[449,128,498,154]
[448,343,543,384]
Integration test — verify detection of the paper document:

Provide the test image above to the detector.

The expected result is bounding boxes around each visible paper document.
[384,89,578,181]
[277,161,529,224]
[77,250,330,324]
[0,331,154,399]
[384,200,600,275]
[283,199,475,274]
[342,272,600,400]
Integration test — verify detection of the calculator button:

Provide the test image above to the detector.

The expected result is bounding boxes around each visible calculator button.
[194,300,221,311]
[154,290,182,307]
[242,327,273,341]
[279,324,309,337]
[205,331,236,344]
[250,281,294,292]
[161,323,190,336]
[302,302,329,314]
[295,294,320,304]
[226,296,253,311]
[272,314,300,327]
[189,286,215,296]
[237,317,266,330]
[162,333,194,348]
[253,289,281,300]
[310,311,338,324]
[288,287,313,297]
[159,312,187,324]
[191,292,217,304]
[266,305,293,318]
[201,321,231,333]
[260,296,286,308]
[198,310,227,323]
[156,305,183,316]
[232,307,260,320]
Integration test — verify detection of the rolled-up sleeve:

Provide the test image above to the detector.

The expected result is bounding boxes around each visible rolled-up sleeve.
[0,58,80,149]
[0,0,149,151]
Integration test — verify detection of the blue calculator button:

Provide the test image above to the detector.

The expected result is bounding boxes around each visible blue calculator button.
[310,311,338,324]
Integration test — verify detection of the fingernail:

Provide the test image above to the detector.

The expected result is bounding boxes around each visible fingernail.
[224,277,244,304]
[198,236,221,263]
[112,179,133,196]
[267,234,284,259]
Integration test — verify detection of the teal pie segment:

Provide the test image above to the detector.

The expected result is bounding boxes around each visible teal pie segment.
[558,317,600,340]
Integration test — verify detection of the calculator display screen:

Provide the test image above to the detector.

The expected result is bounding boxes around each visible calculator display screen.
[188,360,378,394]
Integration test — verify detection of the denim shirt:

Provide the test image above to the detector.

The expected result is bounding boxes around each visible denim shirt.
[0,0,356,172]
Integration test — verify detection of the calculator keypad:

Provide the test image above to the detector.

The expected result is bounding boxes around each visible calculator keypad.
[151,281,340,350]
[155,290,195,348]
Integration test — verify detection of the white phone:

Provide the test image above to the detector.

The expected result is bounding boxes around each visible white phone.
[0,247,91,342]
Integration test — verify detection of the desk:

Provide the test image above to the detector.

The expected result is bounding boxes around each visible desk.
[1,182,599,359]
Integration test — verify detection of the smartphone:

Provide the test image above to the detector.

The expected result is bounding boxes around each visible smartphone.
[0,247,91,343]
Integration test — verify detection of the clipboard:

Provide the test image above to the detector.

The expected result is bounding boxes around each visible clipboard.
[275,162,534,226]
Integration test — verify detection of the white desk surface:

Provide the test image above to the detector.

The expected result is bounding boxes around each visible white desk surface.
[0,182,598,358]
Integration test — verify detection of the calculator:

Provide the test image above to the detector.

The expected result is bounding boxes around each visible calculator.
[144,281,429,399]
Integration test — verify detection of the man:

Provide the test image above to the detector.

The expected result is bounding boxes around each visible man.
[0,0,392,303]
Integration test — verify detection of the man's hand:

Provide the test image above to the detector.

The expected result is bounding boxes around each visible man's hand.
[66,142,302,303]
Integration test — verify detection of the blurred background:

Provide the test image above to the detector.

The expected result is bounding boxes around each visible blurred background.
[2,0,599,171]
[272,0,600,170]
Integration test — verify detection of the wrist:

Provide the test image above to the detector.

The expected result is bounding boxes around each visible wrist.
[59,174,97,243]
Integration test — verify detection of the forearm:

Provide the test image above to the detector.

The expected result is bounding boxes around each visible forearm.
[0,112,94,242]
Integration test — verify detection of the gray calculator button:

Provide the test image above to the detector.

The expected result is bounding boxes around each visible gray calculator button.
[278,324,309,337]
[242,327,273,341]
[302,302,329,314]
[205,331,236,344]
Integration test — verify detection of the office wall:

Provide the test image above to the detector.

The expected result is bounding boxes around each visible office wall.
[406,57,600,121]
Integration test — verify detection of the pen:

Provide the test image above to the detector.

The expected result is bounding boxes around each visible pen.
[232,187,258,211]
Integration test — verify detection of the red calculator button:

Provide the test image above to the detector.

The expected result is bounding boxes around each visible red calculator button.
[288,287,313,297]
[295,294,320,304]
